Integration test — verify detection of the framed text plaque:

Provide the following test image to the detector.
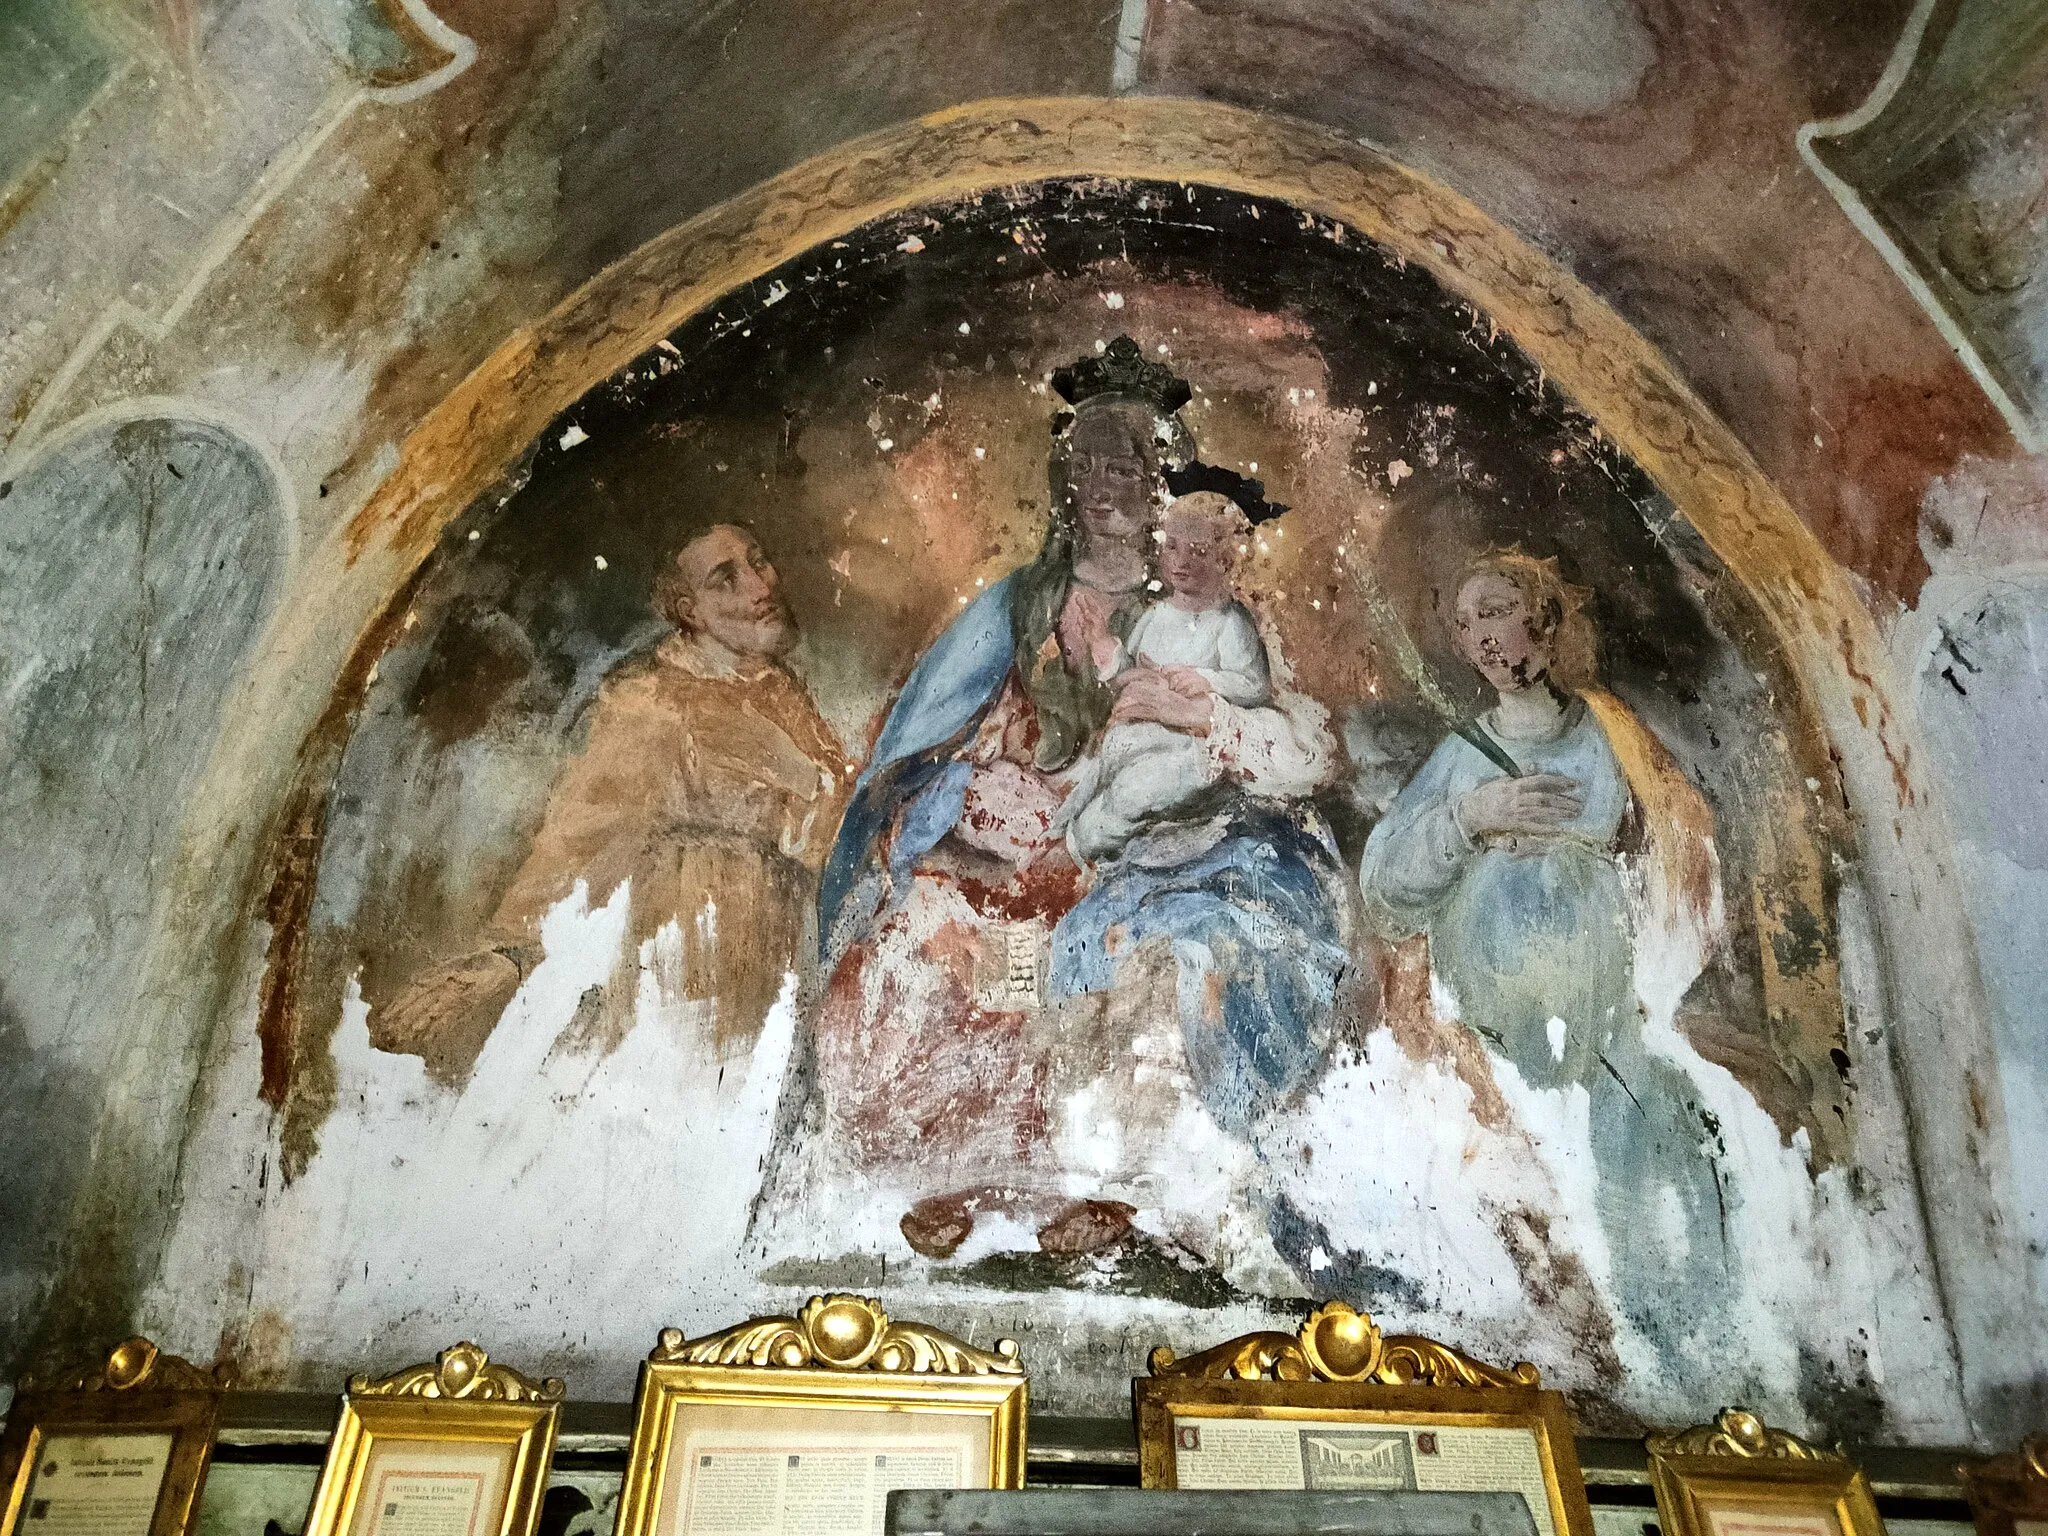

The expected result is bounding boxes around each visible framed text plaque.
[1646,1409,1882,1536]
[615,1294,1029,1536]
[1134,1303,1592,1536]
[0,1337,231,1536]
[300,1341,564,1536]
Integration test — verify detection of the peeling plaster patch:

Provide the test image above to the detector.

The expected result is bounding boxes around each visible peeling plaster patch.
[1909,512,2048,1312]
[169,882,800,1392]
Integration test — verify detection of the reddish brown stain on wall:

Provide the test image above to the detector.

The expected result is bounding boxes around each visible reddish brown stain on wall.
[253,576,424,1114]
[1139,0,2020,605]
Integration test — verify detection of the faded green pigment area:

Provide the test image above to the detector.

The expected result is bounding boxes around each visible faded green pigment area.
[0,0,114,193]
[296,0,437,82]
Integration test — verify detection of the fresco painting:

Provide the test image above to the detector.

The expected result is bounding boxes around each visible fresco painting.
[171,179,1957,1431]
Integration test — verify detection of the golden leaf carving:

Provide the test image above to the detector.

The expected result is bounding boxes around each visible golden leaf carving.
[349,1341,565,1402]
[1648,1409,1835,1461]
[1148,1302,1539,1388]
[19,1336,231,1394]
[1960,1435,2048,1495]
[653,1295,1022,1376]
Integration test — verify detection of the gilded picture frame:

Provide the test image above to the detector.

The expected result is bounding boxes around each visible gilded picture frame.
[615,1295,1029,1536]
[1133,1303,1593,1536]
[0,1337,231,1536]
[1646,1409,1883,1536]
[1961,1437,2048,1536]
[299,1341,564,1536]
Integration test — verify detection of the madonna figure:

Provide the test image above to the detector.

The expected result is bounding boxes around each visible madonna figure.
[795,338,1347,1264]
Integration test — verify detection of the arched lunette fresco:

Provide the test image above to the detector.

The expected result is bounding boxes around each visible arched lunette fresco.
[196,98,2029,1433]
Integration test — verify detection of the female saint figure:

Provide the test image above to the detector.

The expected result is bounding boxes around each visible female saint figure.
[1359,551,1729,1358]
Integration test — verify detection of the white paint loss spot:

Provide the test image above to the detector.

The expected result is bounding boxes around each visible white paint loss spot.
[762,280,789,306]
[877,438,893,451]
[1387,458,1412,486]
[594,555,608,570]
[1546,1015,1568,1061]
[1308,1245,1331,1272]
[958,322,971,335]
[1656,1182,1692,1262]
[1103,292,1125,309]
[467,529,481,541]
[897,235,925,253]
[558,423,588,450]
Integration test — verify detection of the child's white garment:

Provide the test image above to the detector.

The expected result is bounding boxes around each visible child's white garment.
[1064,599,1270,860]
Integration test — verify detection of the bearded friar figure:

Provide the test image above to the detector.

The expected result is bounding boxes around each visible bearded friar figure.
[374,523,851,1069]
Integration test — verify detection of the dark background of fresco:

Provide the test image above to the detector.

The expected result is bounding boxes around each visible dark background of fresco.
[285,177,1839,1173]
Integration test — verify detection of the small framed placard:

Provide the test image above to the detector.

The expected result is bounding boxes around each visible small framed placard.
[300,1341,564,1536]
[1134,1303,1593,1536]
[0,1337,231,1536]
[1646,1409,1883,1536]
[615,1295,1029,1536]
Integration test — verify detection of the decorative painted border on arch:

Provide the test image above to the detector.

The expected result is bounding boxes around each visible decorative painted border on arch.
[342,97,1852,666]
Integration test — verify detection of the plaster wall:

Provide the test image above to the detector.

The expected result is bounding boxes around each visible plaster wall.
[2,0,2045,1445]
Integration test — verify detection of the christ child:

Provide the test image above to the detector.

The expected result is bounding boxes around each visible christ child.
[1063,490,1270,860]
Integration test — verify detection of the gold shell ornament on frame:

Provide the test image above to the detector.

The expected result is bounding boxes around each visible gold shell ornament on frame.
[653,1294,1023,1376]
[1648,1408,1835,1461]
[20,1336,232,1395]
[1148,1301,1540,1388]
[348,1341,566,1402]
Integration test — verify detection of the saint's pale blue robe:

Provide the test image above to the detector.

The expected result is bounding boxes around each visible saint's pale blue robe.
[1358,697,1731,1354]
